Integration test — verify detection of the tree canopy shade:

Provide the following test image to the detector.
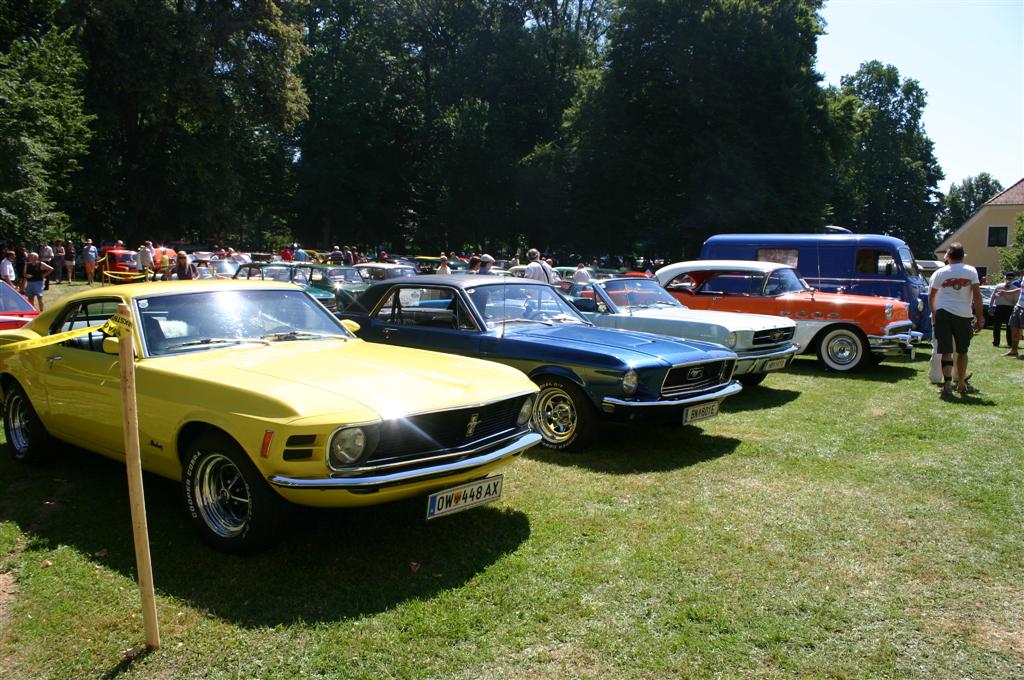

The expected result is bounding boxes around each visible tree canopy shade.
[0,25,92,243]
[0,0,952,258]
[566,0,832,258]
[999,212,1024,277]
[937,173,1004,241]
[62,0,308,245]
[825,60,944,255]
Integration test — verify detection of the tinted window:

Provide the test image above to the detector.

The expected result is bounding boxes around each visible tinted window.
[701,273,760,295]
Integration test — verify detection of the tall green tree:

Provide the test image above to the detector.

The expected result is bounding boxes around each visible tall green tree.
[566,0,832,257]
[0,24,92,244]
[827,60,944,254]
[937,173,1004,239]
[999,212,1024,276]
[64,0,308,245]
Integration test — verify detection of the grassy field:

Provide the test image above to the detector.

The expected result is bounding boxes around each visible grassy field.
[1,287,1022,678]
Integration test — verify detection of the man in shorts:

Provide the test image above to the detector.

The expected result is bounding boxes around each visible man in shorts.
[928,242,984,397]
[1004,284,1024,358]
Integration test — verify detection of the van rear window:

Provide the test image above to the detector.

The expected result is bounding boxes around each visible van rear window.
[756,248,799,267]
[856,249,897,275]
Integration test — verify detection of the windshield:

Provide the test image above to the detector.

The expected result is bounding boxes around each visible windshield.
[138,289,349,356]
[898,246,919,277]
[244,266,310,285]
[326,267,363,283]
[466,283,587,329]
[600,279,681,308]
[210,260,239,275]
[763,268,809,295]
[386,267,417,279]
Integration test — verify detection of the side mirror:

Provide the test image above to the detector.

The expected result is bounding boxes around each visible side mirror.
[340,319,361,334]
[102,336,120,354]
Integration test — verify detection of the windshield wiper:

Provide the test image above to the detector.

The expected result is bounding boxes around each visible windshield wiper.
[164,337,271,350]
[259,331,347,341]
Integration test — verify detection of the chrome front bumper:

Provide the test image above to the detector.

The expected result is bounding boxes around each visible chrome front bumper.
[267,431,542,491]
[601,380,743,412]
[868,330,923,358]
[732,343,800,376]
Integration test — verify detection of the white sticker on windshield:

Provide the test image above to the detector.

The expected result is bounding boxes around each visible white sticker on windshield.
[137,299,149,309]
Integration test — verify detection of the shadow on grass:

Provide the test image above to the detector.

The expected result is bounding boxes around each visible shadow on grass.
[784,356,918,382]
[720,385,801,413]
[0,444,530,627]
[529,426,740,475]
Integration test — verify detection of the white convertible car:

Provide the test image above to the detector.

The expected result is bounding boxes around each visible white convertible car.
[563,277,798,386]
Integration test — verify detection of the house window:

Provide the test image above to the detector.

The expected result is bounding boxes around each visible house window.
[988,225,1008,247]
[756,248,799,267]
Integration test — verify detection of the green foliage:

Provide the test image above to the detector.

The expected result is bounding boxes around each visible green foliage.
[998,211,1024,275]
[937,173,1004,239]
[0,27,92,244]
[566,0,832,257]
[63,0,308,245]
[827,60,945,255]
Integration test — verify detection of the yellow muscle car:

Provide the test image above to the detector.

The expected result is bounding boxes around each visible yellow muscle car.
[0,281,540,553]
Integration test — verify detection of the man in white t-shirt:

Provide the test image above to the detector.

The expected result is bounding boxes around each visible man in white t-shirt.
[928,242,984,397]
[572,263,592,285]
[523,248,556,284]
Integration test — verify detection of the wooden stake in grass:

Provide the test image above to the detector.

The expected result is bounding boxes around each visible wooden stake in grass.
[114,303,161,650]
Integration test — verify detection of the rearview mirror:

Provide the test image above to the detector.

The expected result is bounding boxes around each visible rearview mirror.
[102,336,119,354]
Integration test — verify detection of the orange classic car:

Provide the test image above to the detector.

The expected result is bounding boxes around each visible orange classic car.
[655,260,922,372]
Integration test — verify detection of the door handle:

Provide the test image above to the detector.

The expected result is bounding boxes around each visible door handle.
[47,355,63,367]
[382,327,397,339]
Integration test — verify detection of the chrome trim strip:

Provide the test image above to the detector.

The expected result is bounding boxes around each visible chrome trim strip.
[604,381,742,409]
[268,431,542,490]
[734,343,800,361]
[732,344,799,374]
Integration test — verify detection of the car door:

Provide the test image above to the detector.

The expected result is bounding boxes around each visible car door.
[37,298,124,453]
[367,285,482,356]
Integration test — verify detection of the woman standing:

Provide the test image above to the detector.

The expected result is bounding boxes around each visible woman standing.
[53,240,65,283]
[64,240,76,283]
[23,252,53,310]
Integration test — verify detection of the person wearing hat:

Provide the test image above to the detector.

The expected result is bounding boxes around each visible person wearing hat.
[990,271,1020,348]
[436,255,452,275]
[523,248,556,283]
[478,254,495,275]
[82,239,99,285]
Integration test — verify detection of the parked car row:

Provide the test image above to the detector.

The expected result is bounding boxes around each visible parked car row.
[0,231,928,554]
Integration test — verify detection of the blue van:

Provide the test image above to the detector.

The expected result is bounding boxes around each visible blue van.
[700,233,932,338]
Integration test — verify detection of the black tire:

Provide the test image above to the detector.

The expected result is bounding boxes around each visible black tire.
[181,431,287,554]
[531,376,596,451]
[2,381,54,465]
[737,372,768,387]
[815,326,869,372]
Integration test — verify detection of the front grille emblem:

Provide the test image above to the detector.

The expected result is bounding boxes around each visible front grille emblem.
[687,366,704,380]
[465,413,480,438]
[770,329,785,341]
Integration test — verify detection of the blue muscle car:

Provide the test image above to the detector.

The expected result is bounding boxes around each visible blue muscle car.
[341,276,742,450]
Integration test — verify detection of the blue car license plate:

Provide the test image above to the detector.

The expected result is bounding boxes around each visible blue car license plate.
[683,401,719,424]
[426,476,504,520]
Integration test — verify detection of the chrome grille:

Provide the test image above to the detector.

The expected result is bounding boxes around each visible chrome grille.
[368,395,528,462]
[752,327,795,345]
[661,360,735,398]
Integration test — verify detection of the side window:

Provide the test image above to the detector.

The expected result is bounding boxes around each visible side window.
[856,249,896,275]
[310,269,324,284]
[375,287,474,329]
[987,226,1008,247]
[756,248,799,267]
[52,299,121,352]
[566,283,606,313]
[666,274,696,291]
[702,273,755,295]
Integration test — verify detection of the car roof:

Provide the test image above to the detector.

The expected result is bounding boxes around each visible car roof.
[246,261,331,270]
[703,233,911,248]
[370,274,547,289]
[355,262,416,269]
[658,260,788,275]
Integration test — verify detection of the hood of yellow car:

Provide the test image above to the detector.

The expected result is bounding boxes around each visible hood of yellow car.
[148,338,534,421]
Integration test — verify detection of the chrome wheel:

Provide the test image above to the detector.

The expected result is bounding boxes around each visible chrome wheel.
[818,327,866,372]
[5,392,32,455]
[533,385,578,446]
[191,452,252,538]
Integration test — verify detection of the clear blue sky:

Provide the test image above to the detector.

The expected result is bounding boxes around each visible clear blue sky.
[816,0,1024,194]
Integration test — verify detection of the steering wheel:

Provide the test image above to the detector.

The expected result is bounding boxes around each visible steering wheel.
[526,310,548,321]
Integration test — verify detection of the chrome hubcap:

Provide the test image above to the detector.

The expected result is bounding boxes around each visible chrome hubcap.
[827,334,859,365]
[533,387,577,445]
[6,394,31,455]
[192,453,251,537]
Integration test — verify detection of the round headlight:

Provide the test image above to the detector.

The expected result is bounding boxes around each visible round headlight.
[622,369,639,395]
[517,395,535,427]
[884,303,893,320]
[726,331,737,348]
[329,427,366,467]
